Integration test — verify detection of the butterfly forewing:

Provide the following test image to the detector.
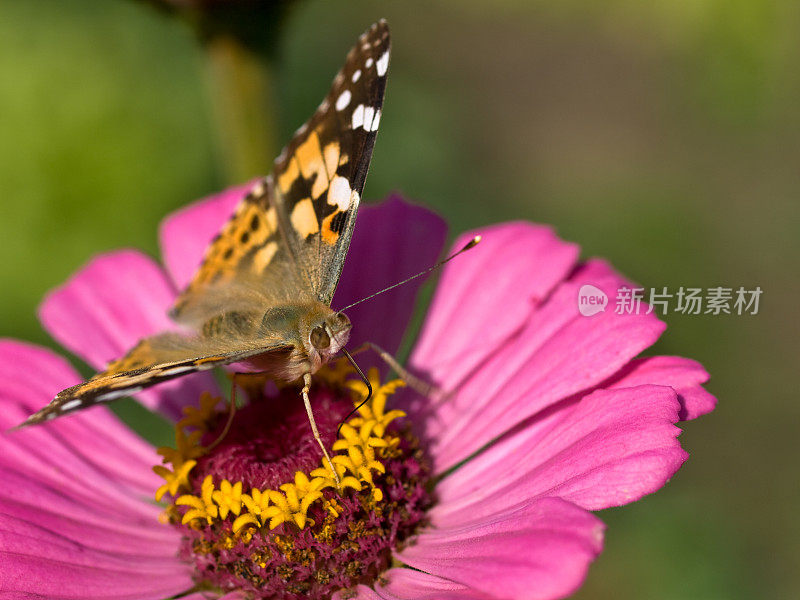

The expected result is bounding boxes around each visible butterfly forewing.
[271,20,390,305]
[172,21,390,320]
[20,333,292,425]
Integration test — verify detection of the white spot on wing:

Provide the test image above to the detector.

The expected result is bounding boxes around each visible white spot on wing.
[368,109,381,132]
[363,106,375,130]
[328,176,352,210]
[376,51,389,76]
[97,387,143,402]
[60,399,83,411]
[351,104,365,129]
[161,366,195,376]
[365,57,374,68]
[335,89,351,111]
[351,69,361,82]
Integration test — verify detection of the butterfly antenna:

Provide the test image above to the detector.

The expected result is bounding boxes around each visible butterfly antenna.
[337,348,373,438]
[337,235,482,313]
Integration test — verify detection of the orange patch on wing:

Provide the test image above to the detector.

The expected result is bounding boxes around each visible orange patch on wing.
[321,211,343,245]
[192,204,277,287]
[101,341,154,376]
[196,356,225,365]
[277,159,300,194]
[294,130,330,199]
[172,195,280,318]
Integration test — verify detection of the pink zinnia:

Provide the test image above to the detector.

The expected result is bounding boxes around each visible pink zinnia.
[0,187,715,600]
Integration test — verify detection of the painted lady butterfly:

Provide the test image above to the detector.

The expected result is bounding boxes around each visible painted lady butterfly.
[21,21,393,474]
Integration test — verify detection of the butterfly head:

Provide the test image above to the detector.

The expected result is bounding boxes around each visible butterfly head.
[308,311,352,366]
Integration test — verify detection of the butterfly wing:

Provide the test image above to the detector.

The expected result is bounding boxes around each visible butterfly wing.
[171,21,390,323]
[170,178,314,328]
[270,20,391,305]
[18,331,294,426]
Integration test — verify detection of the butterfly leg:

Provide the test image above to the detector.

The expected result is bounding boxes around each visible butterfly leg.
[302,372,341,487]
[206,374,241,452]
[349,342,438,398]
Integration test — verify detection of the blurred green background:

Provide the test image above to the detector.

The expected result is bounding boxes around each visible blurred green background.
[1,1,798,598]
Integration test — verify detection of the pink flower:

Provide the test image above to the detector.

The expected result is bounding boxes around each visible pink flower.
[0,187,715,600]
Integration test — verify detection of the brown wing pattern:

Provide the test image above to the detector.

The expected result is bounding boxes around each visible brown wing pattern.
[170,179,312,325]
[271,20,391,304]
[18,333,293,426]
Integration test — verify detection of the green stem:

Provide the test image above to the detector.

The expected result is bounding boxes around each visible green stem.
[205,35,278,184]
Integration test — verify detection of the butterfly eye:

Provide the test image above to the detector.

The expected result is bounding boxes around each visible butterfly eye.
[310,326,331,350]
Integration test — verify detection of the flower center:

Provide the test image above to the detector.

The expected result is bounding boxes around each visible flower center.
[154,362,432,600]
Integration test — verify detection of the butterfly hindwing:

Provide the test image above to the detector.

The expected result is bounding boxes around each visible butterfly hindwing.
[270,20,390,305]
[170,179,312,325]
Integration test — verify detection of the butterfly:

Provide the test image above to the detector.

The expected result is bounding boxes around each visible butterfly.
[20,21,392,473]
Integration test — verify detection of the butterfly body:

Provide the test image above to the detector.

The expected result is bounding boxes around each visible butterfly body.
[237,302,352,379]
[20,20,390,428]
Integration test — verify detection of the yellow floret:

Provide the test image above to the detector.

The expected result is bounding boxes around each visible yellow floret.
[153,459,197,501]
[177,392,223,431]
[176,475,219,525]
[314,356,356,387]
[212,479,243,519]
[346,372,406,437]
[157,428,205,467]
[156,365,408,538]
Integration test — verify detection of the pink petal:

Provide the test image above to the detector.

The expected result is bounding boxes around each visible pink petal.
[370,569,493,599]
[432,385,687,526]
[0,551,191,600]
[333,586,383,600]
[0,349,158,528]
[180,593,247,600]
[605,355,717,420]
[397,497,604,600]
[0,473,177,553]
[0,342,191,599]
[159,181,256,291]
[0,341,162,499]
[410,223,579,391]
[333,196,447,362]
[38,250,220,420]
[420,259,665,472]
